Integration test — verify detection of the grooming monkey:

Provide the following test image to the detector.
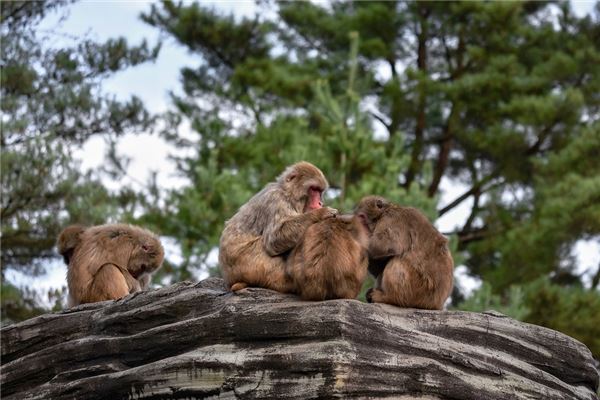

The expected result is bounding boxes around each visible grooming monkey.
[219,161,336,293]
[58,224,165,306]
[355,196,454,310]
[287,214,369,301]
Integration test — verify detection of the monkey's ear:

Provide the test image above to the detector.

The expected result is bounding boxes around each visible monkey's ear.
[57,225,87,265]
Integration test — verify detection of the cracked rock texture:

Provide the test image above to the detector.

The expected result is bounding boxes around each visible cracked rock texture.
[1,278,598,399]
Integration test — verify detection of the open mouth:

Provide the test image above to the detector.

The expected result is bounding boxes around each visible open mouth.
[306,186,323,211]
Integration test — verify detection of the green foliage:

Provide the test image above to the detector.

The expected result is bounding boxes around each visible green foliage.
[457,278,600,358]
[523,278,600,358]
[143,0,600,356]
[456,282,530,321]
[1,0,159,320]
[0,282,46,325]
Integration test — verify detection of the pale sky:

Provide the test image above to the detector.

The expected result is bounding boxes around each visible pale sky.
[7,1,598,303]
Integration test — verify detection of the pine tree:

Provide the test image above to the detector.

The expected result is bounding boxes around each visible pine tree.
[1,1,160,322]
[143,1,600,355]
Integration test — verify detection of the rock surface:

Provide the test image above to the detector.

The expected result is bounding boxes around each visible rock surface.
[1,278,598,399]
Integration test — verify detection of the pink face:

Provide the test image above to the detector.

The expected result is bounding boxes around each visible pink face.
[305,187,323,211]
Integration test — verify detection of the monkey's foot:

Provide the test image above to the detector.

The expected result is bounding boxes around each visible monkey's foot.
[230,282,248,292]
[366,288,386,304]
[366,288,374,303]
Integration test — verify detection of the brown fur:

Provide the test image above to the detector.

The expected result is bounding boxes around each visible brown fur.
[287,214,369,300]
[56,224,86,265]
[219,161,335,293]
[58,223,165,306]
[355,196,454,310]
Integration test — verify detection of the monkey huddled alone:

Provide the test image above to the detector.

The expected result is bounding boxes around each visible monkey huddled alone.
[355,196,454,310]
[57,223,165,306]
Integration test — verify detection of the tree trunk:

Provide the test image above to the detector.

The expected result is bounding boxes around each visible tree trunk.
[1,278,598,399]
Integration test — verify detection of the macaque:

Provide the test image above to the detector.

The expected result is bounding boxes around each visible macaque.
[219,161,336,293]
[57,223,165,307]
[287,214,369,301]
[355,196,454,310]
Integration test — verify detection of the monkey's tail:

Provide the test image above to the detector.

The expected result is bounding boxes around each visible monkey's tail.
[57,225,87,265]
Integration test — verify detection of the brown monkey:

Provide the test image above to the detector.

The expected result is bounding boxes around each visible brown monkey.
[287,214,369,300]
[355,196,454,310]
[57,223,165,306]
[219,161,336,293]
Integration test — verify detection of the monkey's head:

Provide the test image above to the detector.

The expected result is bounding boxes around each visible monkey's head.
[354,195,391,233]
[80,224,164,278]
[277,161,328,213]
[125,227,165,279]
[57,225,87,265]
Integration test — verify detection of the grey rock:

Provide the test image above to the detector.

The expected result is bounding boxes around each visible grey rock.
[1,278,598,399]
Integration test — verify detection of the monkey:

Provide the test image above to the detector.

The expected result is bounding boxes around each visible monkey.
[57,223,165,307]
[286,214,369,301]
[219,161,337,293]
[355,196,454,310]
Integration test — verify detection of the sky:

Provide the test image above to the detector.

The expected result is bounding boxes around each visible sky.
[7,0,598,303]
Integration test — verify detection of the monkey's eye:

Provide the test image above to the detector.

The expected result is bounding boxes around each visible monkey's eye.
[142,244,150,252]
[286,173,297,182]
[376,200,384,209]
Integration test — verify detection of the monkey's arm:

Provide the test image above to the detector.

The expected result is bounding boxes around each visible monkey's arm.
[137,274,152,290]
[368,214,411,260]
[87,264,131,302]
[263,207,334,256]
[263,214,315,256]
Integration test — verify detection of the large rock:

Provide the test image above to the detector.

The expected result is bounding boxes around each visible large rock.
[1,278,598,399]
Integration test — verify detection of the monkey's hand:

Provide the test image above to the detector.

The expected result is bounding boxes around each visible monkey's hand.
[366,288,375,303]
[310,207,338,221]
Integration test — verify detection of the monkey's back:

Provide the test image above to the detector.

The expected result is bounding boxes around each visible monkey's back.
[291,216,368,300]
[382,206,454,309]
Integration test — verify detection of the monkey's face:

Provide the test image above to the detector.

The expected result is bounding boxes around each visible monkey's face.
[280,162,328,213]
[128,236,165,279]
[355,196,390,233]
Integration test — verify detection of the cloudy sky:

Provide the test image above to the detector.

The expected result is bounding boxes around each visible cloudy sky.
[10,1,597,301]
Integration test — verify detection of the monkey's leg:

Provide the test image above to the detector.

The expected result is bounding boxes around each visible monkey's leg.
[87,264,130,303]
[230,282,248,291]
[368,258,410,306]
[366,271,385,303]
[366,288,388,304]
[220,236,258,292]
[223,238,294,293]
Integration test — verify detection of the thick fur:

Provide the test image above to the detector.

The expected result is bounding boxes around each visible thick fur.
[58,223,165,306]
[56,224,86,265]
[219,161,334,293]
[287,214,369,300]
[356,196,454,310]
